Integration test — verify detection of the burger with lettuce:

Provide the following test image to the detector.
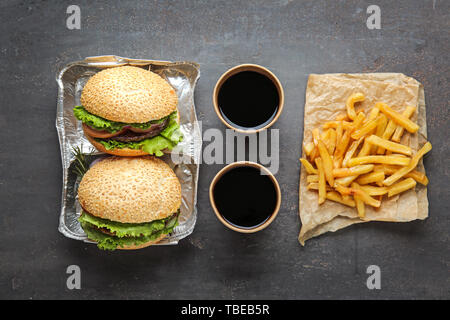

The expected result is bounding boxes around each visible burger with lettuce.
[77,156,181,250]
[74,66,183,157]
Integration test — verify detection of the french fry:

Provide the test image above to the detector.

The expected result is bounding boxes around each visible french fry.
[320,129,330,141]
[392,106,417,142]
[346,92,365,120]
[306,175,319,183]
[310,145,318,162]
[320,129,335,155]
[333,164,374,178]
[307,183,333,192]
[351,118,378,140]
[355,196,365,218]
[300,158,318,174]
[335,129,352,158]
[310,128,320,162]
[334,183,353,196]
[356,170,385,185]
[352,112,366,130]
[373,164,385,171]
[367,106,380,121]
[347,155,411,167]
[380,164,402,173]
[335,175,359,187]
[326,191,356,207]
[323,121,353,130]
[359,185,389,196]
[336,121,343,147]
[383,142,432,186]
[335,114,349,121]
[405,170,429,186]
[366,135,413,156]
[333,155,343,169]
[303,142,314,157]
[351,183,365,218]
[335,183,381,207]
[342,137,364,167]
[327,128,337,155]
[373,167,386,186]
[342,194,352,203]
[318,140,334,187]
[377,119,397,154]
[382,164,428,185]
[371,114,388,154]
[377,102,419,133]
[358,139,372,157]
[383,119,398,136]
[375,114,388,136]
[374,195,383,211]
[388,153,408,157]
[312,128,320,146]
[388,178,416,197]
[307,183,317,190]
[315,157,326,204]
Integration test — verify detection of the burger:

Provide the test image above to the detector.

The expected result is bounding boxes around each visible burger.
[77,156,181,250]
[73,66,183,157]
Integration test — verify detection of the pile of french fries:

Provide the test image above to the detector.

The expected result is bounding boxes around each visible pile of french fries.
[300,93,432,218]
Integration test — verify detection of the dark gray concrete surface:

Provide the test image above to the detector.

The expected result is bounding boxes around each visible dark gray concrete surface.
[0,0,449,299]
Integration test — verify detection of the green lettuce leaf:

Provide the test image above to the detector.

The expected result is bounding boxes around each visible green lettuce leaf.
[97,139,142,151]
[73,105,171,133]
[79,211,179,250]
[160,111,184,145]
[140,136,176,156]
[81,222,168,251]
[97,135,175,157]
[73,105,124,132]
[78,211,175,238]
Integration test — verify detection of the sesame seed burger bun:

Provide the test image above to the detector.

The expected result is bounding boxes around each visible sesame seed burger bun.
[80,66,178,123]
[77,156,182,224]
[118,233,167,250]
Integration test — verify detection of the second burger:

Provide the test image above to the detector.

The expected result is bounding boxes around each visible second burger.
[77,156,182,250]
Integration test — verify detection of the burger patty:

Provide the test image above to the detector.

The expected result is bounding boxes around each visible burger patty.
[98,227,117,237]
[106,118,169,143]
[94,225,164,238]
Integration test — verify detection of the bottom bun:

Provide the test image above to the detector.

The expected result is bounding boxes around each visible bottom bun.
[117,233,168,250]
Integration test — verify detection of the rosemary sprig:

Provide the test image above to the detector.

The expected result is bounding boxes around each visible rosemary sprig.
[71,145,91,177]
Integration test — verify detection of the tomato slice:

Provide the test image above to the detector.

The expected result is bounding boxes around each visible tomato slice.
[82,123,127,139]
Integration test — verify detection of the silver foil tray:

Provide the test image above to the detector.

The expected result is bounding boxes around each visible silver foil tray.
[56,55,202,245]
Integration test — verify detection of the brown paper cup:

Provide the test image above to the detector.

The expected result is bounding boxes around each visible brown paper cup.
[213,64,284,133]
[209,161,281,233]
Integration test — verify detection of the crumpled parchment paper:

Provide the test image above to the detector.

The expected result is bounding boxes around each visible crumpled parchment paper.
[299,73,428,245]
